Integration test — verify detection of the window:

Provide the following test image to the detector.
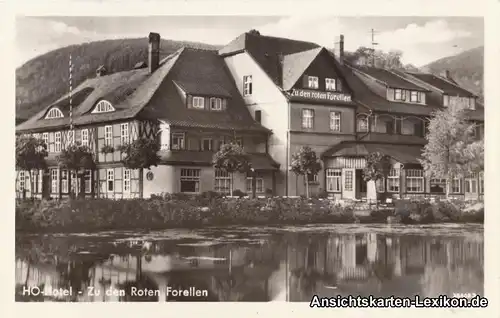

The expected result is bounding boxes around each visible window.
[84,170,92,194]
[406,169,424,193]
[465,175,477,194]
[357,116,368,132]
[376,177,385,192]
[307,76,319,89]
[18,171,25,192]
[107,169,114,192]
[450,178,462,194]
[38,170,43,194]
[326,169,341,192]
[61,170,68,193]
[302,109,314,129]
[255,110,261,123]
[51,169,59,193]
[42,133,49,147]
[123,169,131,193]
[192,96,205,109]
[410,91,420,102]
[217,138,226,150]
[104,125,112,146]
[243,75,253,96]
[210,98,223,111]
[215,169,231,194]
[430,178,446,193]
[120,123,129,145]
[81,129,89,147]
[67,130,75,147]
[246,173,264,193]
[387,169,400,192]
[45,107,64,119]
[330,111,341,132]
[92,100,115,113]
[201,138,213,151]
[394,89,405,101]
[30,170,37,193]
[180,169,200,193]
[469,97,476,110]
[54,132,61,152]
[307,173,318,184]
[443,95,449,107]
[344,170,353,191]
[325,78,336,91]
[234,138,243,148]
[479,172,484,194]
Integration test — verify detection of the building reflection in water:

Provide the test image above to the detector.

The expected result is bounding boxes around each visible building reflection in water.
[15,230,483,302]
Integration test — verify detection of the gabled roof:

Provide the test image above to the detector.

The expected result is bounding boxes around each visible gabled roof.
[173,80,231,98]
[353,66,428,91]
[282,47,323,91]
[404,72,477,97]
[219,31,320,88]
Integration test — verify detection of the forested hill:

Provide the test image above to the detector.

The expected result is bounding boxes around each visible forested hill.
[16,38,219,121]
[422,46,484,100]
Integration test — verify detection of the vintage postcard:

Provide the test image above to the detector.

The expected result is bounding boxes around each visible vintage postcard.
[5,0,500,317]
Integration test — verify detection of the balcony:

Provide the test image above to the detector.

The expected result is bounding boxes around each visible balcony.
[356,132,426,145]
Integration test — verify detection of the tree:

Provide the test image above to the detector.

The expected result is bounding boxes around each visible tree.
[363,152,391,204]
[212,142,250,196]
[15,135,48,198]
[118,137,161,198]
[57,144,96,198]
[290,146,322,198]
[420,105,477,199]
[344,46,415,71]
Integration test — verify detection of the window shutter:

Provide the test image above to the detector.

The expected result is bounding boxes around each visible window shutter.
[187,95,193,108]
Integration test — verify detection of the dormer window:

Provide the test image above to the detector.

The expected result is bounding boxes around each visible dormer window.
[325,78,336,91]
[45,107,64,119]
[410,91,420,103]
[307,76,319,89]
[394,89,406,101]
[192,96,205,109]
[92,100,115,113]
[210,97,223,111]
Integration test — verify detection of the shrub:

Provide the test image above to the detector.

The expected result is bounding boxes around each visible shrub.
[232,189,246,198]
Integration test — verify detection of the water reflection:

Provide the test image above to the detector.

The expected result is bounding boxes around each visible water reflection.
[15,226,483,302]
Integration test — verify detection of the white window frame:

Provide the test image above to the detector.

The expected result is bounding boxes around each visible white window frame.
[210,97,223,111]
[92,100,115,113]
[120,123,129,145]
[479,172,484,194]
[18,171,25,192]
[67,130,75,147]
[171,132,185,150]
[38,170,43,194]
[84,170,92,194]
[326,169,341,192]
[243,75,253,96]
[410,91,419,102]
[325,78,336,91]
[394,89,405,101]
[104,125,113,146]
[51,169,59,193]
[330,111,341,132]
[464,175,478,194]
[357,116,368,132]
[123,169,131,193]
[246,174,264,193]
[81,129,89,147]
[307,76,319,89]
[180,169,200,193]
[215,169,231,195]
[192,96,205,109]
[443,95,450,107]
[107,169,114,192]
[201,138,212,151]
[45,107,64,119]
[450,177,462,194]
[405,169,424,193]
[430,178,446,194]
[54,132,62,152]
[307,173,319,184]
[302,109,314,129]
[61,169,69,193]
[42,133,49,147]
[387,169,400,193]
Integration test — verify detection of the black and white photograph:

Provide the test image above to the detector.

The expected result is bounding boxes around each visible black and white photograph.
[13,10,490,307]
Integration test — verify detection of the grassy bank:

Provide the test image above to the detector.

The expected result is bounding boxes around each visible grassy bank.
[15,193,484,233]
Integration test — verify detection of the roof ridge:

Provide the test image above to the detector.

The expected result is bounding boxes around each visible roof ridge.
[385,69,428,91]
[245,31,320,47]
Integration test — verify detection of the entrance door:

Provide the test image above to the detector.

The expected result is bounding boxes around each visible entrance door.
[342,168,356,199]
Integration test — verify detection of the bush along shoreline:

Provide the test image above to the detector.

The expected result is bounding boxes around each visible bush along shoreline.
[16,192,484,234]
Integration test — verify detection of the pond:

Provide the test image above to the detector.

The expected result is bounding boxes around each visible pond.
[15,224,483,302]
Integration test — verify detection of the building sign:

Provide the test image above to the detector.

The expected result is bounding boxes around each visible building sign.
[289,89,352,103]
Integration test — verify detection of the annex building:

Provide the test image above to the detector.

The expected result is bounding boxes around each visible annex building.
[15,31,484,201]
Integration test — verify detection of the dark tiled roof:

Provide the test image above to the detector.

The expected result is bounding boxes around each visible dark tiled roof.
[354,66,428,91]
[139,48,268,133]
[173,80,231,98]
[282,48,323,91]
[160,150,279,170]
[405,72,476,97]
[322,141,423,165]
[219,31,320,87]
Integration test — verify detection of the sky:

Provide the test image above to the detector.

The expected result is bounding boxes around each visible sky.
[15,16,484,67]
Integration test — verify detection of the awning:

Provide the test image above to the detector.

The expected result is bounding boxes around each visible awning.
[322,142,423,165]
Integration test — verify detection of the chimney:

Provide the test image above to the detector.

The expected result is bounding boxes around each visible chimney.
[148,32,160,73]
[441,69,451,80]
[96,65,107,77]
[334,34,345,64]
